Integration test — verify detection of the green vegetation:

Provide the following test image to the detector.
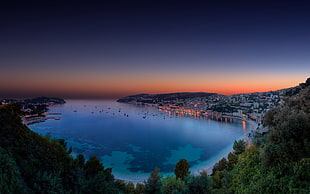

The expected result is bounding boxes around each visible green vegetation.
[0,103,127,193]
[160,175,188,194]
[144,168,161,194]
[209,82,310,193]
[174,159,190,180]
[1,79,310,193]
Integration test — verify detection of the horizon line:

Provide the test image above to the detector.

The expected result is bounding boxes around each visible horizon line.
[1,87,295,101]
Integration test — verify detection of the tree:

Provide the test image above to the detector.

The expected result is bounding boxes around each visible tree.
[75,154,85,168]
[0,148,24,193]
[135,183,145,194]
[290,158,310,192]
[211,171,223,189]
[217,157,228,171]
[104,167,114,182]
[160,175,188,194]
[84,155,104,179]
[145,168,161,194]
[233,140,246,155]
[32,171,65,193]
[174,159,190,180]
[185,171,211,194]
[227,152,238,170]
[125,182,135,193]
[299,77,310,88]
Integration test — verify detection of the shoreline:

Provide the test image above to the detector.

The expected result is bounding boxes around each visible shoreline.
[194,118,259,176]
[114,119,259,184]
[26,102,261,184]
[22,116,60,125]
[192,147,234,176]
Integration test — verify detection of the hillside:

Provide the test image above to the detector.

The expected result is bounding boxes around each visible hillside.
[117,92,221,103]
[209,80,310,193]
[22,97,66,105]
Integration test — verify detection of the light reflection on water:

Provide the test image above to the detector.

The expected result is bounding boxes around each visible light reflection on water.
[29,100,248,182]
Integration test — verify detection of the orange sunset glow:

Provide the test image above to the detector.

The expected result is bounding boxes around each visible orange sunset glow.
[0,1,309,99]
[0,69,306,98]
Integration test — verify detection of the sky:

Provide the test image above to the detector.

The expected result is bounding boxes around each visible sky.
[0,0,309,99]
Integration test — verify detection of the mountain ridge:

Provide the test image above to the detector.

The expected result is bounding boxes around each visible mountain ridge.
[117,92,222,103]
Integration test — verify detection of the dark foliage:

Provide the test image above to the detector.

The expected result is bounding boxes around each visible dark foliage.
[210,78,310,193]
[261,86,310,167]
[185,171,211,194]
[144,168,161,194]
[232,139,246,155]
[299,77,310,89]
[0,104,126,193]
[174,159,190,180]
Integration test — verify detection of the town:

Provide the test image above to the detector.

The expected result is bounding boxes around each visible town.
[0,88,292,128]
[0,97,65,124]
[117,88,293,127]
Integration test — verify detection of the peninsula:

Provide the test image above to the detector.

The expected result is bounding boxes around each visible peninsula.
[1,97,66,125]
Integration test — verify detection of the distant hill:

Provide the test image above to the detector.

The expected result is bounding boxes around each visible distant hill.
[22,97,66,105]
[117,92,221,103]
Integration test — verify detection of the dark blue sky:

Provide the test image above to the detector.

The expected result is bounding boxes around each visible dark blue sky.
[1,0,309,98]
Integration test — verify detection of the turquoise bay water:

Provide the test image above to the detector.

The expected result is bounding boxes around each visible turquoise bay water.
[29,100,248,182]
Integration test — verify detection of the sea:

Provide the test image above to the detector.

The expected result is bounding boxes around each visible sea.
[28,100,249,182]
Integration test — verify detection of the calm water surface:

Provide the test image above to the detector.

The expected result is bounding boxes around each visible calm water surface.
[29,100,248,182]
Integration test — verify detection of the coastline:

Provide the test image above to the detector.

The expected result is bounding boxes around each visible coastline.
[26,100,261,184]
[192,146,234,175]
[194,118,260,176]
[22,116,60,125]
[116,119,260,184]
